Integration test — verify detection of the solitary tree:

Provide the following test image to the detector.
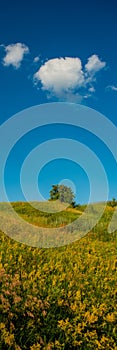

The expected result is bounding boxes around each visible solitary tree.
[49,184,75,204]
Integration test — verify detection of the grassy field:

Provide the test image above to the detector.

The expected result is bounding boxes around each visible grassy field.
[0,202,117,349]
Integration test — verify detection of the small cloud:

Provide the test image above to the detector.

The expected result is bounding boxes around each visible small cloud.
[85,54,106,75]
[0,43,5,49]
[107,85,117,91]
[33,56,40,63]
[88,86,95,93]
[2,42,29,68]
[33,55,106,102]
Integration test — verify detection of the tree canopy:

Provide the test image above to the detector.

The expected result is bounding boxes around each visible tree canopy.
[49,184,75,205]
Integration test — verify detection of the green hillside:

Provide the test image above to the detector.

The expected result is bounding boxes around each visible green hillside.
[0,203,117,349]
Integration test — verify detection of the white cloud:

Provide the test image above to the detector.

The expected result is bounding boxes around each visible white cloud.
[34,57,84,93]
[3,43,29,68]
[88,86,95,93]
[33,56,40,63]
[33,54,106,101]
[107,85,117,91]
[85,54,106,74]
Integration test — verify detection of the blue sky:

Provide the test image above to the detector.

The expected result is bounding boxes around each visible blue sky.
[0,0,117,203]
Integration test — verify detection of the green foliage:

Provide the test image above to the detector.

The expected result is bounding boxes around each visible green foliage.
[49,184,75,204]
[0,203,117,349]
[107,198,117,207]
[49,185,60,201]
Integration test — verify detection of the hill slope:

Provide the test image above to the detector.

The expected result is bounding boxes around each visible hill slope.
[0,203,117,349]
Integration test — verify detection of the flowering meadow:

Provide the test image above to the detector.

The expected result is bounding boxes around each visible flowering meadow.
[0,203,117,349]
